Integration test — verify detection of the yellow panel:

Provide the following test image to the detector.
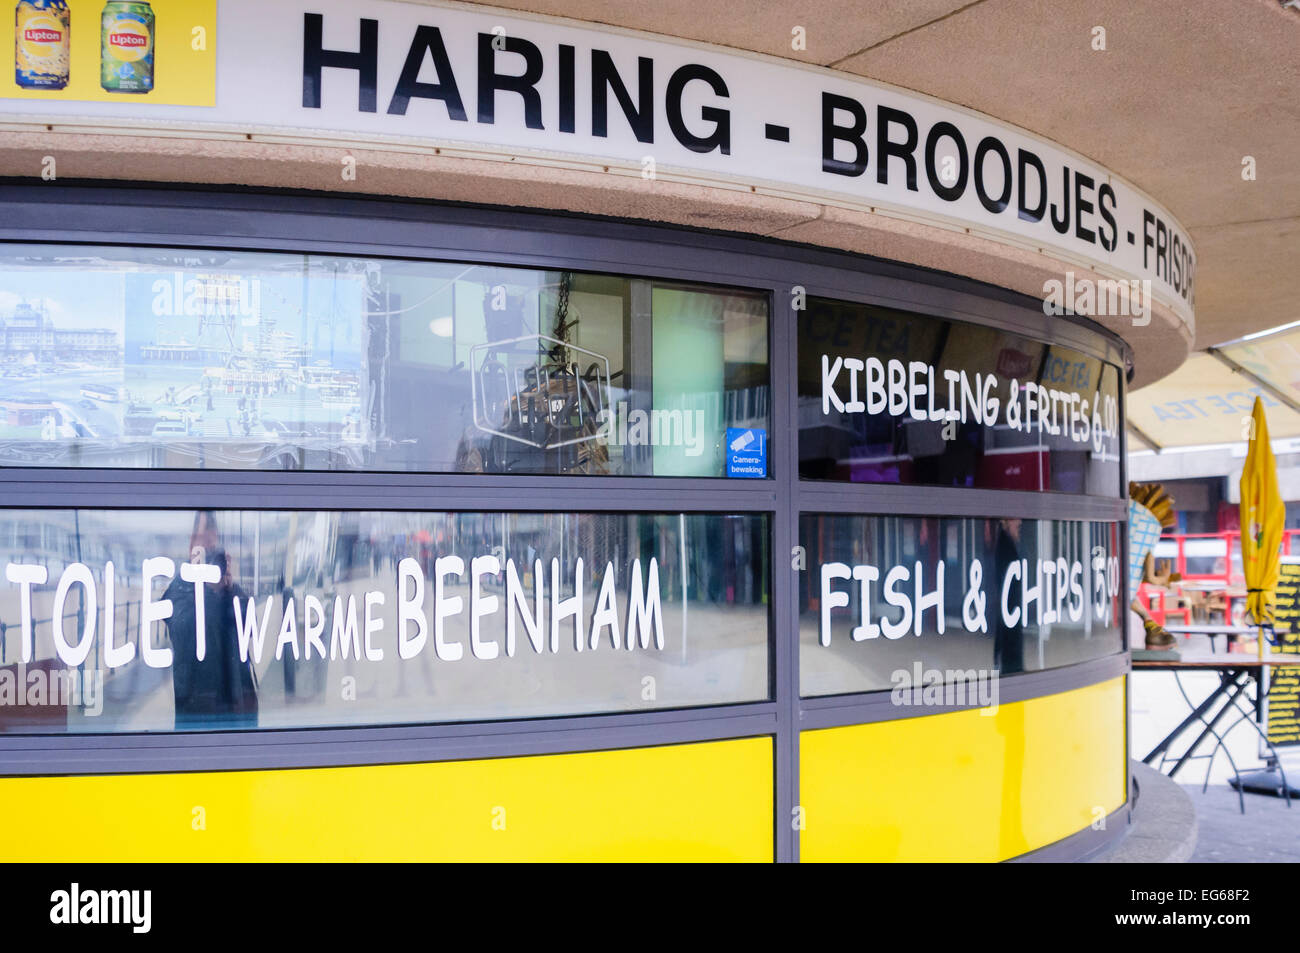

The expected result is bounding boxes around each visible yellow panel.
[4,0,216,106]
[800,677,1126,862]
[0,737,772,861]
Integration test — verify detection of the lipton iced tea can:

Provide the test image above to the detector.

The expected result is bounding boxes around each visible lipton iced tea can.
[100,0,153,93]
[15,0,70,90]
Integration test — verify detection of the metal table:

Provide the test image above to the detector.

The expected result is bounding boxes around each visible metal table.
[1135,655,1300,813]
[1164,623,1281,654]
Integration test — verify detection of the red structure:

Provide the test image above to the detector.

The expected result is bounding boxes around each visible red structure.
[1139,530,1300,625]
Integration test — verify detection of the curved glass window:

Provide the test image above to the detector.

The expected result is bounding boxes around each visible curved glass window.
[0,206,1127,743]
[799,513,1124,697]
[0,507,770,733]
[0,245,769,477]
[799,297,1122,495]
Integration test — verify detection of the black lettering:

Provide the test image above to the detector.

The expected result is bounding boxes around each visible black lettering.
[1143,210,1156,269]
[1097,183,1117,251]
[1049,166,1071,235]
[477,32,545,128]
[973,136,1012,213]
[875,105,917,190]
[1156,219,1168,281]
[1074,171,1095,243]
[666,64,730,154]
[387,26,466,119]
[559,44,575,133]
[924,121,968,202]
[592,51,654,142]
[1017,149,1047,223]
[821,92,868,177]
[302,14,377,112]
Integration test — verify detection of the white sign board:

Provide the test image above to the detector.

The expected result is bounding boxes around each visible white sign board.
[0,0,1197,329]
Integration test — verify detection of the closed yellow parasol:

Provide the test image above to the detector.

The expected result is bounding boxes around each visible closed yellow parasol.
[1240,396,1285,630]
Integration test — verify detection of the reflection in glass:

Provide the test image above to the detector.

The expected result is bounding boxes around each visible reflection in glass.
[0,508,769,733]
[164,511,259,728]
[0,247,769,477]
[798,298,1122,495]
[799,514,1124,697]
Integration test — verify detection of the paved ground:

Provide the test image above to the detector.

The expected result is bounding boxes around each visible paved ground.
[1095,762,1198,863]
[1182,781,1300,862]
[1131,633,1300,862]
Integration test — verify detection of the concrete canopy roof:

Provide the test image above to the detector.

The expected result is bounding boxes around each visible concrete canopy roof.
[490,0,1300,361]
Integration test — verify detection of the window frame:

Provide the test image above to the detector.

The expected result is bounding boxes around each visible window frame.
[0,183,1134,862]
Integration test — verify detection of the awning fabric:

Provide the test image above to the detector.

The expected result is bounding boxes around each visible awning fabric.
[1127,352,1300,450]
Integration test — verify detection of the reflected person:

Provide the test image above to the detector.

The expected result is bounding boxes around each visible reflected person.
[165,511,259,729]
[993,517,1024,675]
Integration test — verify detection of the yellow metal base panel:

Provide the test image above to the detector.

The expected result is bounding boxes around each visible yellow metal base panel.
[800,677,1126,862]
[1,736,773,861]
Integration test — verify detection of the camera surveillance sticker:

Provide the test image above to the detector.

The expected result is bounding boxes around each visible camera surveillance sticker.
[726,427,765,478]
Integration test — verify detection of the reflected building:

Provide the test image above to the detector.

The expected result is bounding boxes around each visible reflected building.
[0,302,119,364]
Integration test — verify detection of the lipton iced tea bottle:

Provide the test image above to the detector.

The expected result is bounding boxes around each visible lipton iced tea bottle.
[100,0,153,93]
[15,0,70,90]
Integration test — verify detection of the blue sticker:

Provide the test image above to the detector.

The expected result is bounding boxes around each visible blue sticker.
[726,427,766,478]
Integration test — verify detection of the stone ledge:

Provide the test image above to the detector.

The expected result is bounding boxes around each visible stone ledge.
[1092,760,1198,863]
